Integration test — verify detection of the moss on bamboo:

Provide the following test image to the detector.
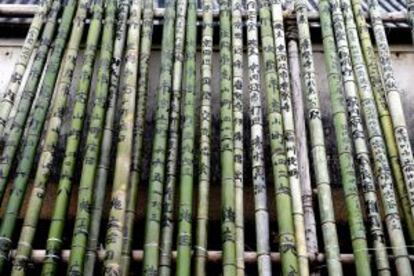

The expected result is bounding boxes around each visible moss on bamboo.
[293,0,342,274]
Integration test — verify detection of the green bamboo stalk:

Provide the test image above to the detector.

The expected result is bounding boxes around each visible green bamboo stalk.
[103,0,141,274]
[286,31,320,262]
[293,0,342,274]
[158,0,187,272]
[0,0,61,203]
[0,0,54,140]
[39,2,105,275]
[350,0,414,244]
[120,0,153,273]
[175,0,196,274]
[342,0,409,273]
[258,0,299,274]
[0,0,78,272]
[194,0,213,273]
[9,0,92,274]
[64,0,117,273]
[83,0,130,274]
[219,0,237,273]
[231,0,244,273]
[270,1,308,274]
[246,0,272,274]
[141,0,176,273]
[406,0,414,43]
[369,0,414,229]
[319,1,372,275]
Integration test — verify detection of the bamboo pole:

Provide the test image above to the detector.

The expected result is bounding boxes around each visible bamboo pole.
[119,0,153,273]
[64,0,117,273]
[175,0,197,274]
[194,0,213,273]
[0,0,53,140]
[231,0,244,273]
[83,0,129,274]
[219,0,237,273]
[369,0,414,225]
[406,0,414,42]
[259,0,299,274]
[0,0,78,272]
[286,28,319,263]
[293,0,342,274]
[0,0,61,203]
[158,0,187,272]
[270,1,308,274]
[103,0,140,274]
[141,0,176,272]
[246,0,271,274]
[342,0,413,274]
[8,0,92,274]
[350,0,414,244]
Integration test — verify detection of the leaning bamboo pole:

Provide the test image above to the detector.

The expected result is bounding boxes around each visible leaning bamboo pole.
[0,0,53,140]
[141,0,176,272]
[369,0,414,222]
[293,0,342,274]
[158,0,187,272]
[219,0,237,273]
[175,0,197,274]
[83,0,129,275]
[103,0,141,274]
[259,0,299,274]
[406,0,414,43]
[194,0,213,273]
[65,0,117,273]
[286,28,319,264]
[231,0,244,273]
[0,0,78,272]
[0,0,61,203]
[40,2,107,275]
[350,0,414,243]
[343,0,411,274]
[270,1,308,274]
[8,0,91,274]
[120,0,153,273]
[246,0,272,274]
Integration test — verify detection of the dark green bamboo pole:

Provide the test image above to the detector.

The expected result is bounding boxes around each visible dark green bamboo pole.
[219,0,237,273]
[406,0,414,43]
[369,0,414,223]
[141,0,176,273]
[293,0,342,274]
[194,0,213,273]
[350,0,414,244]
[0,0,78,272]
[319,1,372,274]
[83,0,130,275]
[64,0,117,273]
[175,0,197,274]
[120,0,154,273]
[0,0,53,139]
[231,0,244,273]
[158,0,187,273]
[0,0,61,203]
[246,0,272,274]
[259,0,299,274]
[103,0,141,274]
[270,1,308,274]
[9,0,92,274]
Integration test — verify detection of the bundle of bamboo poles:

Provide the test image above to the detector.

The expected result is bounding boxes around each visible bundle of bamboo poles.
[0,0,413,275]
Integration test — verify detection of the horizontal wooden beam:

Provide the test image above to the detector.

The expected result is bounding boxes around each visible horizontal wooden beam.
[9,249,414,264]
